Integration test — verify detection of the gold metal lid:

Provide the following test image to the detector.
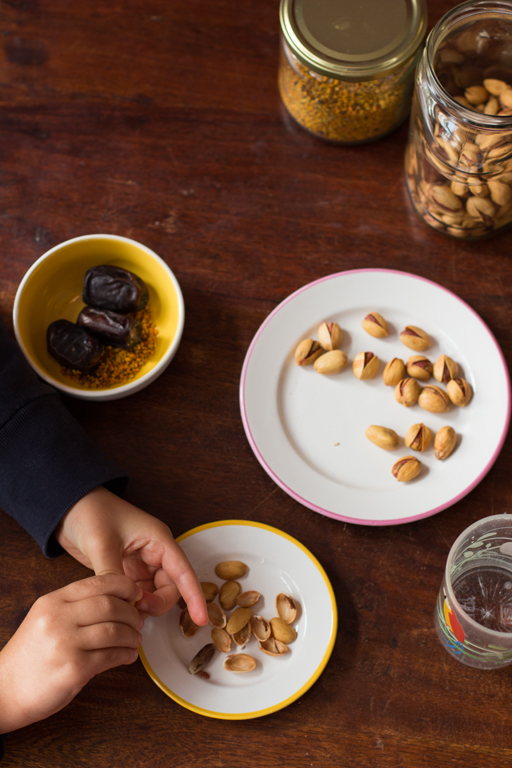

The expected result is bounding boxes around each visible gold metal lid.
[280,0,428,81]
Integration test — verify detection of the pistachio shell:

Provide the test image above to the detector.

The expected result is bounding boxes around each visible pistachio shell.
[294,339,323,366]
[394,377,421,407]
[207,602,227,629]
[200,582,219,602]
[188,643,215,675]
[219,580,241,610]
[362,312,388,338]
[352,351,379,380]
[406,355,432,381]
[433,355,458,383]
[447,378,472,407]
[483,78,509,96]
[434,426,457,460]
[223,653,257,672]
[276,593,298,624]
[232,622,252,646]
[211,628,232,653]
[404,423,432,452]
[226,607,252,635]
[179,608,200,638]
[418,385,450,413]
[391,455,422,482]
[250,615,271,642]
[430,185,463,211]
[382,358,406,386]
[236,590,260,608]
[215,561,248,580]
[270,617,297,644]
[365,425,399,451]
[259,637,289,656]
[318,321,343,350]
[314,349,348,375]
[400,326,431,351]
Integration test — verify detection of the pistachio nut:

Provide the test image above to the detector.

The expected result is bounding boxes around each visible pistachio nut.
[314,349,348,375]
[391,455,422,482]
[484,78,509,96]
[318,321,343,350]
[394,377,421,407]
[232,621,252,647]
[224,653,257,672]
[382,357,406,386]
[215,560,248,580]
[188,643,215,675]
[294,338,323,366]
[250,615,271,642]
[200,582,219,602]
[365,425,399,451]
[430,185,463,212]
[259,637,289,656]
[207,602,227,629]
[211,628,232,653]
[418,385,450,413]
[488,179,512,206]
[447,377,473,407]
[276,593,298,624]
[236,590,260,608]
[270,617,297,644]
[362,312,389,338]
[434,426,457,460]
[466,195,495,222]
[219,580,242,611]
[406,355,433,381]
[433,354,458,383]
[464,85,488,105]
[352,351,379,380]
[404,423,432,452]
[179,608,200,638]
[400,325,431,351]
[226,606,252,635]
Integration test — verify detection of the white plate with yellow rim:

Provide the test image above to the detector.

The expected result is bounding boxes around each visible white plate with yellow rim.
[240,269,511,525]
[139,520,337,719]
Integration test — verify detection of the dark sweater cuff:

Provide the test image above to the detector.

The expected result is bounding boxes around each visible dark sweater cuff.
[0,394,128,557]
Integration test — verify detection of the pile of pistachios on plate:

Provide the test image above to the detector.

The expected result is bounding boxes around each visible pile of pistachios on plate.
[295,312,473,482]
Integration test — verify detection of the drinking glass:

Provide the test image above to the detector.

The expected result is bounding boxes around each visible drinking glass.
[435,514,512,669]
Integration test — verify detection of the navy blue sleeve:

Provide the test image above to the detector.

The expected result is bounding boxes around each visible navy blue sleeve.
[0,318,128,557]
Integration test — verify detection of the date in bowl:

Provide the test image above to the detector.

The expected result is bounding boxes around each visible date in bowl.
[13,234,184,401]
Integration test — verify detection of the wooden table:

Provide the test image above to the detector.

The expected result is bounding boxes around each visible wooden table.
[1,1,511,765]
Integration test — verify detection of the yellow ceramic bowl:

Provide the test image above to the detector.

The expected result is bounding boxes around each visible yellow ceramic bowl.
[13,234,184,400]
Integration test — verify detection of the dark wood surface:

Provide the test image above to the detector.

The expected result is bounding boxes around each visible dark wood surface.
[1,1,511,766]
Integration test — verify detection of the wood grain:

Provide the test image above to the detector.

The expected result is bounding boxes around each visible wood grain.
[1,0,511,765]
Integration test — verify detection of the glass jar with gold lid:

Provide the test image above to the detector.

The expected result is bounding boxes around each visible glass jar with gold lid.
[278,0,428,143]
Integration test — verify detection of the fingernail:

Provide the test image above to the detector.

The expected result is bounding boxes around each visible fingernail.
[138,601,150,613]
[139,615,145,629]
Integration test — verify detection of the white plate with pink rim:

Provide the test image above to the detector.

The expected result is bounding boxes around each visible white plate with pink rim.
[239,269,511,525]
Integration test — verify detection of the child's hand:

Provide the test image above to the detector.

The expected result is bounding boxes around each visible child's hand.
[0,574,143,734]
[56,487,208,625]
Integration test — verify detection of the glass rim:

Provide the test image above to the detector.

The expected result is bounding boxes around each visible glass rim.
[444,513,512,637]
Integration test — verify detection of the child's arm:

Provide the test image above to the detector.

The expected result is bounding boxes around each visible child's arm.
[0,574,144,735]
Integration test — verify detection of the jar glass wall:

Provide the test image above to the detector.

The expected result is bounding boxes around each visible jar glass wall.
[405,0,512,239]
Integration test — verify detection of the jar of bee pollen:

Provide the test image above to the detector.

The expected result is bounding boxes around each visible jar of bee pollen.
[278,0,428,144]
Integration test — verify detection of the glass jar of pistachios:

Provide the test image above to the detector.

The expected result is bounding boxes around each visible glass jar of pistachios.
[278,0,427,144]
[405,0,512,239]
